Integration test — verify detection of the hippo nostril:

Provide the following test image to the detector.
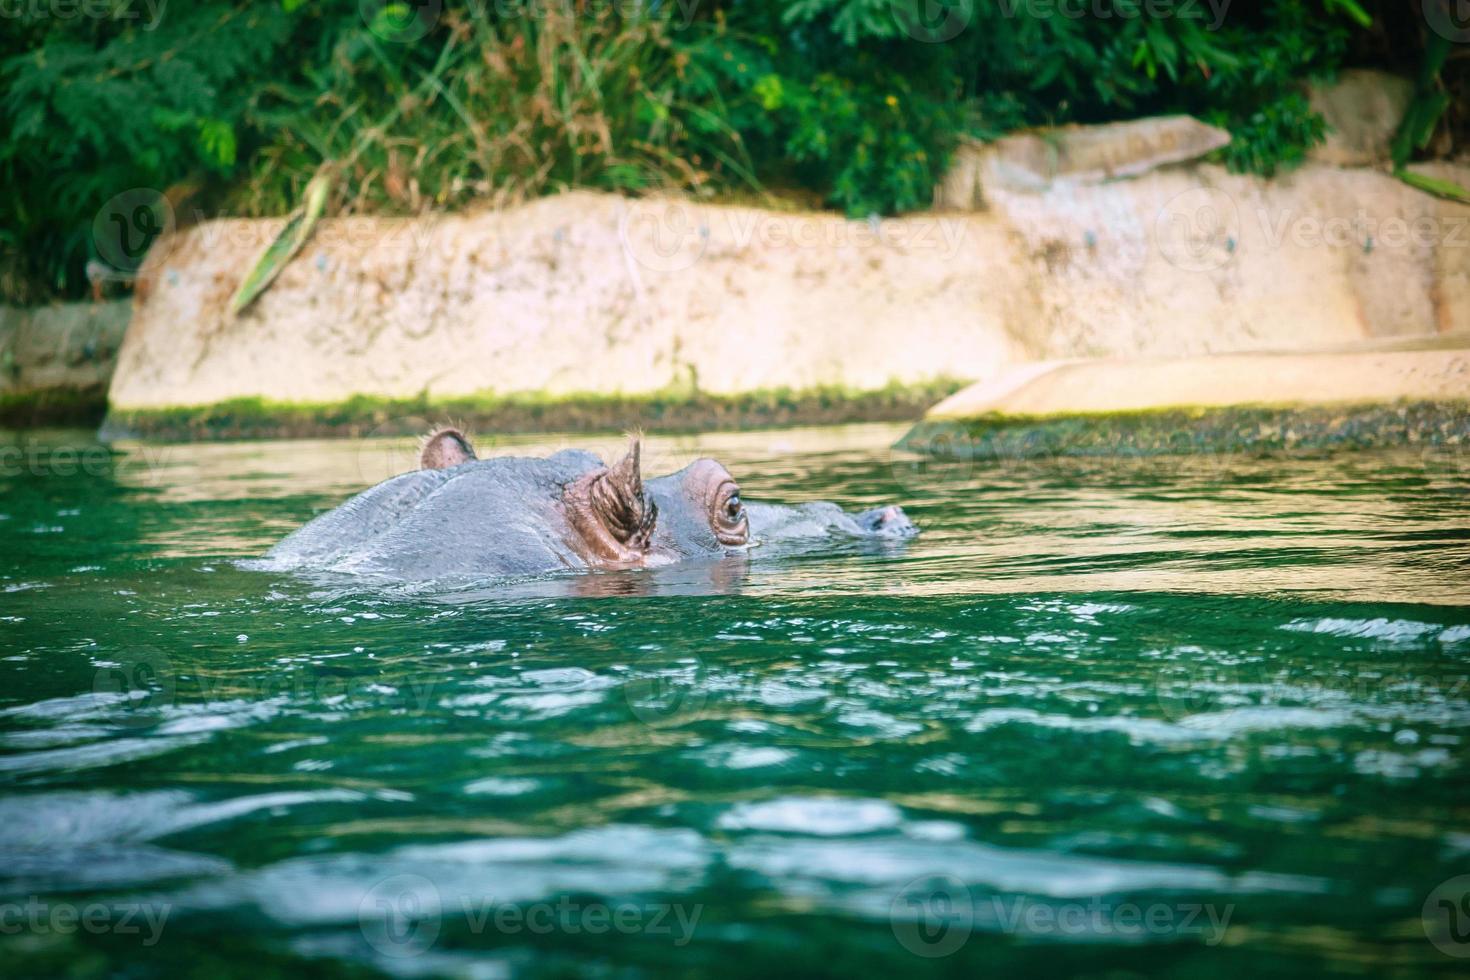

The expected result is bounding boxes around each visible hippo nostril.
[867,506,898,527]
[856,504,918,538]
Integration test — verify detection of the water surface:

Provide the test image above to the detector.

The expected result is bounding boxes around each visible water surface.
[2,424,1469,977]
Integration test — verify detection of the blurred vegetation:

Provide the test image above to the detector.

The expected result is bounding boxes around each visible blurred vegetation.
[0,0,1460,304]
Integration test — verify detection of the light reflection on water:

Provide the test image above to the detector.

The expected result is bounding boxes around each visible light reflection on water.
[1,424,1468,977]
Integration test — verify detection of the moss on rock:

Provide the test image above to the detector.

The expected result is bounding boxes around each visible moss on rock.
[0,385,110,429]
[897,401,1470,458]
[101,379,965,442]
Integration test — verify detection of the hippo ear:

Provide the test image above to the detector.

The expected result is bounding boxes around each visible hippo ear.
[420,427,477,470]
[588,438,656,547]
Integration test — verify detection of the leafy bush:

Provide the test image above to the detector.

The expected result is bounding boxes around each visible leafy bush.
[739,0,1357,189]
[0,2,301,302]
[1206,91,1329,177]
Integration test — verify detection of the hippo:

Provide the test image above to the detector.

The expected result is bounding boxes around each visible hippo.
[258,428,917,581]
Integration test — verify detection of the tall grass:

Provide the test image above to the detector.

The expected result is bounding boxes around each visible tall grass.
[235,3,755,219]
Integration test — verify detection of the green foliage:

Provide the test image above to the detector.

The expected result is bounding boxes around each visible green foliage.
[1395,168,1470,205]
[0,1,301,302]
[0,0,1446,304]
[229,173,330,315]
[778,72,957,214]
[1206,91,1328,177]
[714,0,1361,211]
[720,45,962,215]
[1389,28,1469,206]
[1392,30,1453,170]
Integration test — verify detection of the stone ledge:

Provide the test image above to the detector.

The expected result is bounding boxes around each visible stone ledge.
[0,386,112,429]
[898,401,1470,459]
[898,341,1470,457]
[924,343,1470,419]
[937,116,1231,203]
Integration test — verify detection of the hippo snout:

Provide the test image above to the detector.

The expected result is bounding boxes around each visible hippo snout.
[856,505,919,538]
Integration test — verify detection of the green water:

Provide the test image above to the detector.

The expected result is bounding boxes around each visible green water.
[3,424,1469,978]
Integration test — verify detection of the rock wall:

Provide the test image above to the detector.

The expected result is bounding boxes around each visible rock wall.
[109,160,1470,418]
[0,300,130,425]
[1306,69,1415,168]
[938,154,1470,351]
[110,193,1031,410]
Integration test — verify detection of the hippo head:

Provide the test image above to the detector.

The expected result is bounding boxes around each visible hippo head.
[259,428,917,582]
[418,428,915,571]
[417,427,746,567]
[561,445,750,567]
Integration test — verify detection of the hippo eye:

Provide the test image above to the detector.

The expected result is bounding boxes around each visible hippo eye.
[710,482,748,547]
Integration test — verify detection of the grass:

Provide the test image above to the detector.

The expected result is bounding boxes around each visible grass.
[238,5,754,222]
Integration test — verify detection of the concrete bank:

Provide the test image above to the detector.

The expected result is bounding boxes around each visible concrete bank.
[898,339,1470,458]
